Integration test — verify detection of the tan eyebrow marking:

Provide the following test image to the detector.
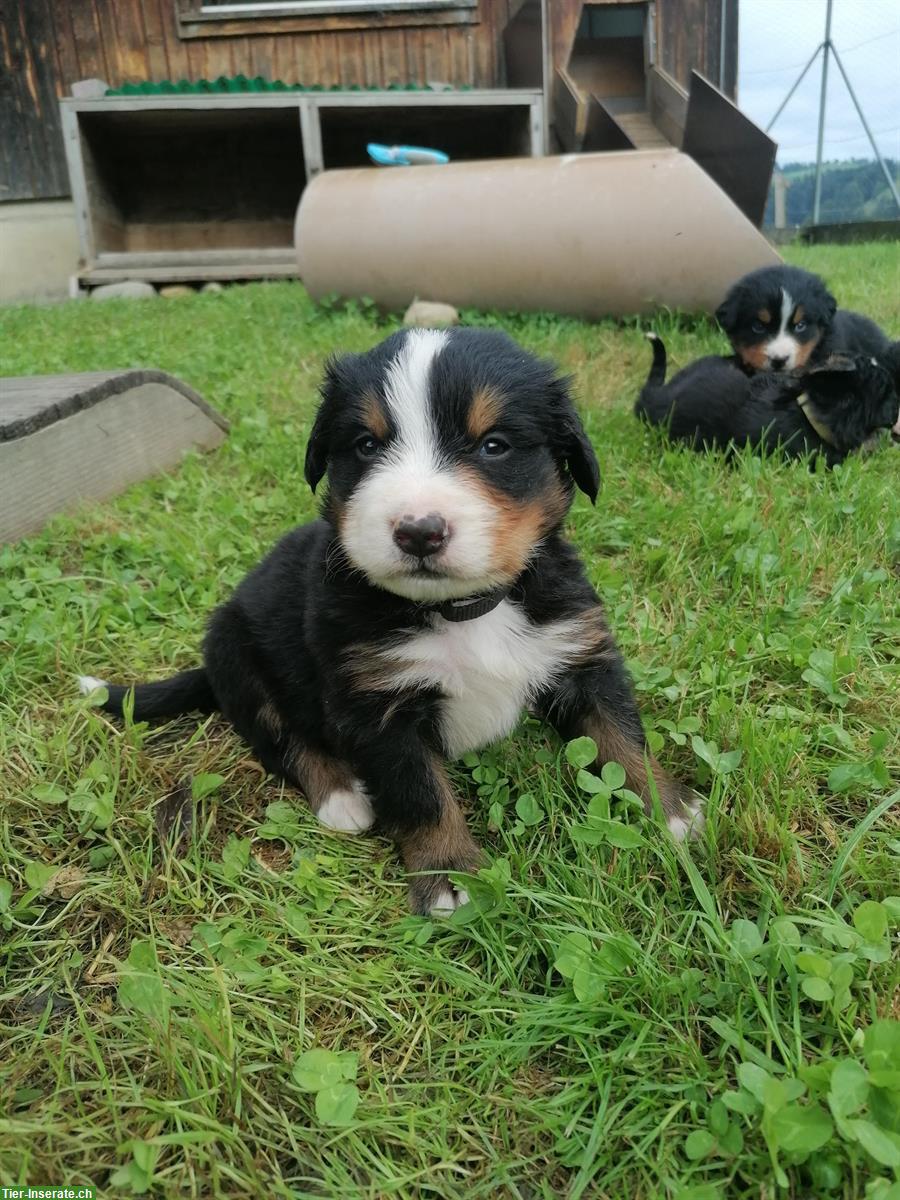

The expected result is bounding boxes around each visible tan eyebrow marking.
[792,305,805,324]
[757,309,771,324]
[360,389,388,440]
[466,386,504,440]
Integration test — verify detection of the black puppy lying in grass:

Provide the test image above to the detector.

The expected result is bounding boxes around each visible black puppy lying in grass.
[636,334,900,466]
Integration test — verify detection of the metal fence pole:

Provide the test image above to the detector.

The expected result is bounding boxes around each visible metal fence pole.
[812,0,834,225]
[830,43,900,214]
[765,44,822,134]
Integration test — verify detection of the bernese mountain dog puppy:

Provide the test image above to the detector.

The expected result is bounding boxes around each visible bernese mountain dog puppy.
[80,328,700,915]
[715,264,898,376]
[636,334,900,465]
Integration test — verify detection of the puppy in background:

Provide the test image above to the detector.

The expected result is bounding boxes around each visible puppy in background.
[636,334,900,465]
[715,264,899,379]
[81,328,701,916]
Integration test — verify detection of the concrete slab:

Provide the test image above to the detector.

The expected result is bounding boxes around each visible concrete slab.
[0,200,80,304]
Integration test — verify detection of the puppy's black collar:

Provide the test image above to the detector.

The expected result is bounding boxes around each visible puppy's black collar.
[424,586,511,623]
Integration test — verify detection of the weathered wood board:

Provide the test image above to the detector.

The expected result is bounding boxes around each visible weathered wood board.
[0,370,228,542]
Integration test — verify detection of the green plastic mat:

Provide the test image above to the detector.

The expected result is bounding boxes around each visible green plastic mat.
[105,74,469,96]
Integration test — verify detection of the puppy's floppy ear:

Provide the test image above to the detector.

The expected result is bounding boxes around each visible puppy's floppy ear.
[303,406,330,494]
[715,286,741,334]
[821,287,837,325]
[304,353,348,493]
[551,376,601,503]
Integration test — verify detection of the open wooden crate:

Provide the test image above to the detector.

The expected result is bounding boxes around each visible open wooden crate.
[61,90,544,286]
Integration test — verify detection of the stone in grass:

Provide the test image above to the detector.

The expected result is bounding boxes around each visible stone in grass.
[403,299,459,327]
[90,280,157,301]
[159,284,196,299]
[200,281,225,293]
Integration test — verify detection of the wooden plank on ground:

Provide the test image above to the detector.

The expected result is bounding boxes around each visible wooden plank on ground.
[0,370,229,542]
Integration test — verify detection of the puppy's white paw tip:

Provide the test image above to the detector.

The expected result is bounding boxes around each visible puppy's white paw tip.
[668,798,705,841]
[429,886,469,917]
[77,674,107,695]
[316,787,375,833]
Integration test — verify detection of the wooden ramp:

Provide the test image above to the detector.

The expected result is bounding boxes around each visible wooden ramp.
[0,369,228,542]
[608,111,670,150]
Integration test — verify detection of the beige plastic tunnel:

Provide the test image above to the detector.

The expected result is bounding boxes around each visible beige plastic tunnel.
[295,150,780,320]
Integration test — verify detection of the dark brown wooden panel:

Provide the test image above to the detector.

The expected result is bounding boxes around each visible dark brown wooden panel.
[0,0,68,199]
[504,0,544,88]
[552,67,582,151]
[648,64,687,147]
[582,95,636,152]
[682,70,776,227]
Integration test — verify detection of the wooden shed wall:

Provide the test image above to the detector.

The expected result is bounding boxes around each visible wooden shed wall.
[1,0,736,203]
[657,0,737,98]
[0,0,517,202]
[547,0,737,98]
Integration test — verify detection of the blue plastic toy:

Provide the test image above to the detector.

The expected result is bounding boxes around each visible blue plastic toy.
[367,143,449,166]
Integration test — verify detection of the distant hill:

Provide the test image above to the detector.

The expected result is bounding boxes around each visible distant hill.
[765,158,900,227]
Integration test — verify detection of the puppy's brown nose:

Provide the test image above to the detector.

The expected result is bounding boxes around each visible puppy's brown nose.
[393,513,449,558]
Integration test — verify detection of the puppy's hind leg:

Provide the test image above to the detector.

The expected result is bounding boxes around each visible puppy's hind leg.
[204,606,373,833]
[291,744,375,834]
[245,705,375,833]
[536,613,704,839]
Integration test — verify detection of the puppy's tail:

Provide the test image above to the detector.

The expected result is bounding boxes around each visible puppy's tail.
[635,332,670,425]
[642,332,668,388]
[78,667,217,720]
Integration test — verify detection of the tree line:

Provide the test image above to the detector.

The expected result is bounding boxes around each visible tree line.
[766,158,899,226]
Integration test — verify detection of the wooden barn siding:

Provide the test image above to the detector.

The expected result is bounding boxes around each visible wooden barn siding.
[549,0,736,99]
[0,0,70,200]
[1,0,517,200]
[61,0,516,92]
[1,0,734,201]
[658,0,737,98]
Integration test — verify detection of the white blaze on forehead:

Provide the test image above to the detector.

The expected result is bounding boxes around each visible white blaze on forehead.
[382,328,450,465]
[339,326,501,599]
[779,287,794,335]
[765,287,799,368]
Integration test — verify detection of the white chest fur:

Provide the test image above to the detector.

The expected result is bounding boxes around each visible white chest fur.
[382,601,588,758]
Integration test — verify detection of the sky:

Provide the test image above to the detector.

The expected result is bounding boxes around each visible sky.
[738,0,900,165]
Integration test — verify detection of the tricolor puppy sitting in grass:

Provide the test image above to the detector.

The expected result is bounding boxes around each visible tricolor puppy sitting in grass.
[81,328,700,915]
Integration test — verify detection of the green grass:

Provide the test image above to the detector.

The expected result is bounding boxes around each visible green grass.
[1,242,898,1199]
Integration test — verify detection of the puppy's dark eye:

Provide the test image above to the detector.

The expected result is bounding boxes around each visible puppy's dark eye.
[355,434,382,460]
[794,320,807,333]
[479,435,511,459]
[751,321,766,335]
